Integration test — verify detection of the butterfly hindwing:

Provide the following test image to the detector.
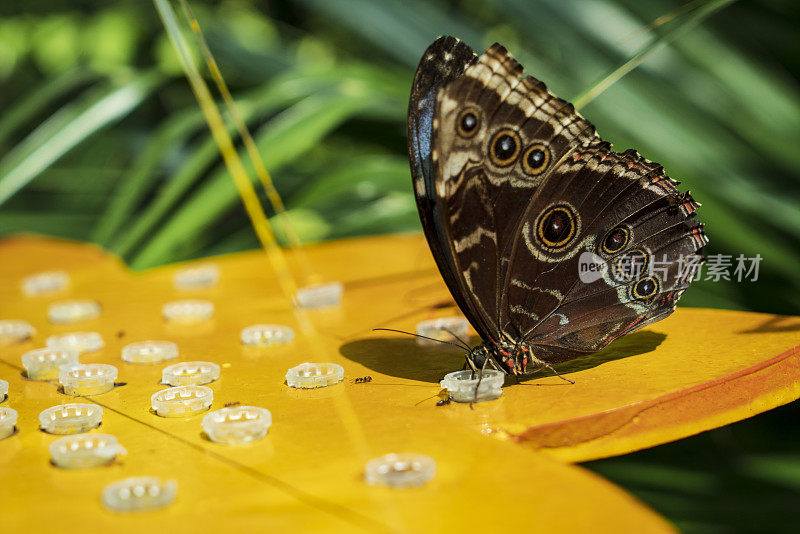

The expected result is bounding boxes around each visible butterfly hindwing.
[510,149,707,361]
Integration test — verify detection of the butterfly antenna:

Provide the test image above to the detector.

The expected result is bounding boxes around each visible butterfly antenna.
[440,327,472,351]
[372,328,471,351]
[544,363,575,385]
[414,394,440,407]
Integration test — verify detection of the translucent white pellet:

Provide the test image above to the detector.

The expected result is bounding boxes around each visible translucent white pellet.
[161,361,220,386]
[102,477,177,512]
[59,363,117,396]
[240,324,294,346]
[173,263,219,290]
[22,348,80,380]
[202,406,272,445]
[440,370,504,403]
[365,453,436,487]
[121,341,179,364]
[0,320,34,345]
[46,331,104,354]
[47,300,101,324]
[151,386,213,417]
[50,434,126,469]
[0,407,17,439]
[22,270,69,296]
[162,300,214,322]
[295,282,343,309]
[285,362,344,389]
[39,403,102,434]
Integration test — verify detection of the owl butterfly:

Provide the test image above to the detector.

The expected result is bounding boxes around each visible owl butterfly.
[407,36,708,378]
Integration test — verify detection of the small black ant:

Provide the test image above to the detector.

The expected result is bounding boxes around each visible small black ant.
[354,376,373,384]
[436,398,451,406]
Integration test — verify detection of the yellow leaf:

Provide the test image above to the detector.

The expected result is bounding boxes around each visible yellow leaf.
[0,235,677,532]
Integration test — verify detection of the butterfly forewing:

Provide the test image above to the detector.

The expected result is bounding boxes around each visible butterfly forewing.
[407,36,492,341]
[429,41,598,341]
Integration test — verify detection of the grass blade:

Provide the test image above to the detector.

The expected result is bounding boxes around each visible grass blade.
[0,72,162,206]
[128,89,374,269]
[573,0,737,109]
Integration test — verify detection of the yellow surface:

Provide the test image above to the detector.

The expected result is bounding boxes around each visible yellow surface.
[1,233,798,532]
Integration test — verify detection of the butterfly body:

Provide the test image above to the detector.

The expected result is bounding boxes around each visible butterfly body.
[469,340,533,376]
[408,36,708,376]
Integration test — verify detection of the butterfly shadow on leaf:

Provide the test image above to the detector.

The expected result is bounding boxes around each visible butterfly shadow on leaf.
[339,337,467,384]
[340,330,665,384]
[527,330,667,381]
[738,315,800,334]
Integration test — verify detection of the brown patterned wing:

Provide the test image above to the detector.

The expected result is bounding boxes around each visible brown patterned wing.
[408,36,490,340]
[427,41,598,343]
[503,145,708,362]
[411,38,707,363]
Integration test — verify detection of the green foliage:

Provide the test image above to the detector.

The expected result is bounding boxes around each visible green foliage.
[588,401,800,534]
[2,0,798,316]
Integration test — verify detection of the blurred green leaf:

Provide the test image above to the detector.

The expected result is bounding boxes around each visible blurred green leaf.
[298,0,482,66]
[0,72,162,206]
[0,17,31,78]
[0,68,99,148]
[128,86,386,269]
[290,155,409,211]
[91,107,206,246]
[106,69,370,257]
[84,8,142,72]
[0,211,94,238]
[31,14,81,74]
[269,208,331,244]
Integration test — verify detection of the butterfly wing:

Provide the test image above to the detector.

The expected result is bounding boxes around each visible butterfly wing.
[407,36,494,341]
[413,39,600,344]
[503,145,707,362]
[410,37,707,364]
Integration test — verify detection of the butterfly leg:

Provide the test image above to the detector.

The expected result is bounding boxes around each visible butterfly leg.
[545,364,575,384]
[469,351,496,406]
[534,361,574,385]
[486,357,503,372]
[463,353,479,375]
